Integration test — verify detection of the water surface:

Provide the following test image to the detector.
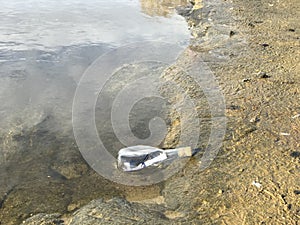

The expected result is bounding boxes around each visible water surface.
[0,0,190,224]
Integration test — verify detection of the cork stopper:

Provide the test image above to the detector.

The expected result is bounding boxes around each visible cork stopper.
[177,147,192,157]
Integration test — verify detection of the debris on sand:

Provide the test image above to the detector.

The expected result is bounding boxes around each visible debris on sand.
[291,114,300,119]
[252,181,262,189]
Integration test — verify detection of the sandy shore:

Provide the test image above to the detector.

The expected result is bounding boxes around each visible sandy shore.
[177,0,300,223]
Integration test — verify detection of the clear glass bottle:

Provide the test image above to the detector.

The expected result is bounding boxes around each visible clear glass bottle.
[117,145,200,172]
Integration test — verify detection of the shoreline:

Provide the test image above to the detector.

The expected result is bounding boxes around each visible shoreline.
[11,0,300,224]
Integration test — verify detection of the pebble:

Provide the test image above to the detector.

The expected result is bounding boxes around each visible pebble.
[290,152,300,158]
[261,43,269,47]
[291,114,300,119]
[228,105,240,110]
[294,190,300,195]
[67,203,79,212]
[242,78,251,82]
[229,31,236,37]
[252,181,262,188]
[258,71,271,78]
[280,132,290,136]
[248,22,255,28]
[250,116,260,123]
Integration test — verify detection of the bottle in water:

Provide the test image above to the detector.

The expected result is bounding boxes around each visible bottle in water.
[117,145,200,172]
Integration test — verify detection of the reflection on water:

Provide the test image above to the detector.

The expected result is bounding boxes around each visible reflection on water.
[0,0,189,52]
[0,0,190,224]
[141,0,188,17]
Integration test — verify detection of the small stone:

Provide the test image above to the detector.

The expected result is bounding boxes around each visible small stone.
[261,43,269,47]
[164,211,185,219]
[67,203,80,212]
[248,22,255,28]
[252,181,262,188]
[229,31,236,37]
[228,105,240,110]
[288,28,295,32]
[294,190,300,195]
[250,116,260,123]
[218,189,223,194]
[258,71,271,78]
[242,78,251,82]
[290,152,300,158]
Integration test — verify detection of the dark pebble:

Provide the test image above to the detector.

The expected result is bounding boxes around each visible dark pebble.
[294,190,300,195]
[229,31,236,37]
[242,78,251,82]
[248,22,255,27]
[288,28,295,32]
[258,71,271,78]
[227,105,240,110]
[290,151,300,158]
[261,43,269,47]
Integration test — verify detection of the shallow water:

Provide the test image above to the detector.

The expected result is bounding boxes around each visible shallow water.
[0,0,190,154]
[0,0,189,132]
[0,0,190,223]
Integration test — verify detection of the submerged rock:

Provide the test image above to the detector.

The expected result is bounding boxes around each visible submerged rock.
[69,198,169,225]
[21,213,63,225]
[21,198,172,225]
